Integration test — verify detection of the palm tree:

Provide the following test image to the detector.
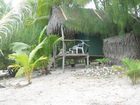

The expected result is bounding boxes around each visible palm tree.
[9,38,48,84]
[8,34,59,84]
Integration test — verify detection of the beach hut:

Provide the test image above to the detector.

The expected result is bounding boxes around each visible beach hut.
[47,6,103,70]
[47,6,103,57]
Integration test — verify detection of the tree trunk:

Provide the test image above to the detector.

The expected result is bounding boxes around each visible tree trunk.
[26,73,32,84]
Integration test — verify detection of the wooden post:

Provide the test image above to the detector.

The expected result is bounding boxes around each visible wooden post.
[61,25,65,72]
[53,44,56,70]
[87,54,89,68]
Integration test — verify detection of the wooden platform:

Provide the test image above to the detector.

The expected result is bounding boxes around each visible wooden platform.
[53,53,89,72]
[56,53,89,58]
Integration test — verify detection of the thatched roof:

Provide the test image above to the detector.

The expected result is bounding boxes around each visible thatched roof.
[47,6,65,35]
[47,6,104,38]
[47,6,77,39]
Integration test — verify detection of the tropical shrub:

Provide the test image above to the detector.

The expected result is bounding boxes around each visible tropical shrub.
[35,26,60,73]
[122,58,140,85]
[8,38,48,84]
[8,25,59,83]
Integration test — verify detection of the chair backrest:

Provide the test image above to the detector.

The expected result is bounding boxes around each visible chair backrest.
[78,40,89,47]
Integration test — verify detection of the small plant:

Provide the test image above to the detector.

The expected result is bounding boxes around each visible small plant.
[122,58,140,85]
[9,38,48,84]
[36,26,60,73]
[8,26,59,84]
[95,58,110,65]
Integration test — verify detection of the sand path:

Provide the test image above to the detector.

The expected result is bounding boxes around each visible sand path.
[0,69,140,105]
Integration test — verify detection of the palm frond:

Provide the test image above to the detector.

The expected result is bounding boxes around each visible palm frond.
[38,25,47,43]
[9,53,29,67]
[10,42,31,54]
[33,56,47,68]
[0,1,32,48]
[29,37,47,63]
[15,67,24,77]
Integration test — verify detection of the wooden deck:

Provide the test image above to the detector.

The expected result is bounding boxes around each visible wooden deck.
[53,53,89,72]
[56,53,89,58]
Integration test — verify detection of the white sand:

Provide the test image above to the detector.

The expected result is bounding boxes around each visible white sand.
[0,68,140,105]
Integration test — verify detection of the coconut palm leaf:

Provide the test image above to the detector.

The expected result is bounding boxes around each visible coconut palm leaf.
[15,67,25,77]
[38,25,47,43]
[10,42,31,54]
[29,37,47,63]
[9,53,29,67]
[0,0,32,48]
[43,35,60,57]
[0,0,10,19]
[33,56,47,68]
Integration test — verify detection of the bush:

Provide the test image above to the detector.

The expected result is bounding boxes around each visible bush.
[122,58,140,85]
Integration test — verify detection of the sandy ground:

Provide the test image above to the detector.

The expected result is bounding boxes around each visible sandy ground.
[0,68,140,105]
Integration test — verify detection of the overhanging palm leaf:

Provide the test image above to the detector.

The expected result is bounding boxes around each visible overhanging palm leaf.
[0,1,9,18]
[0,1,32,48]
[10,42,31,54]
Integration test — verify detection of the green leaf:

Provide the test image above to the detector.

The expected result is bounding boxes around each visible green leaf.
[10,42,31,54]
[38,25,47,43]
[43,35,59,57]
[29,37,47,63]
[15,67,24,77]
[9,53,29,67]
[33,56,47,68]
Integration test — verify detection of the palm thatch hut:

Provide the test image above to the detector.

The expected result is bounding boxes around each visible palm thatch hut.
[47,6,140,64]
[47,6,103,57]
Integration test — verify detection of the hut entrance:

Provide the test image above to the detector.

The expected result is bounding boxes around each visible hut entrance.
[53,26,89,72]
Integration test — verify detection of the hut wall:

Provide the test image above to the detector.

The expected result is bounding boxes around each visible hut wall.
[103,33,140,64]
[75,34,103,56]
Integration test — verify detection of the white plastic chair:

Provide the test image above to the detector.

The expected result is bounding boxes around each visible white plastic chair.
[69,40,88,54]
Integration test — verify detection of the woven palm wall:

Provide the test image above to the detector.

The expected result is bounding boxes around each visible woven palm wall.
[103,33,140,64]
